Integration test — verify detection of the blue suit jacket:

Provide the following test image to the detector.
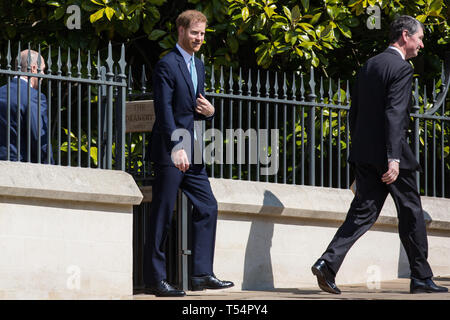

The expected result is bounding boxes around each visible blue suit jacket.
[0,78,53,164]
[149,47,213,165]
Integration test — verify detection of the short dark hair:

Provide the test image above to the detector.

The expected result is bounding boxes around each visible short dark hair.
[389,15,424,43]
[176,10,207,29]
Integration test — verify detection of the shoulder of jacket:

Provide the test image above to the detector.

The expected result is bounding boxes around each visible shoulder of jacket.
[194,55,204,65]
[158,50,179,64]
[396,60,414,75]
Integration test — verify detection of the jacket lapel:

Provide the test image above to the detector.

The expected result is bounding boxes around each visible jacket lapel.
[174,48,196,104]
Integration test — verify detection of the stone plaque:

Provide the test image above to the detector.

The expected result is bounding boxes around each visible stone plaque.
[126,100,155,133]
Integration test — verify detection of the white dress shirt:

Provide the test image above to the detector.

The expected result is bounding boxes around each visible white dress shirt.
[388,45,405,60]
[176,43,195,71]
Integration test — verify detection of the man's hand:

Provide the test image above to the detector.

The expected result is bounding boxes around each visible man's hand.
[196,93,214,117]
[381,160,399,185]
[171,149,190,172]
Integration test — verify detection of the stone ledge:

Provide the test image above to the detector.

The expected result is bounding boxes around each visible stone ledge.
[0,161,143,206]
[209,178,450,231]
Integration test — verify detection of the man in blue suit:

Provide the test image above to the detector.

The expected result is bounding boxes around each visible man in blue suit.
[144,10,234,297]
[0,49,53,164]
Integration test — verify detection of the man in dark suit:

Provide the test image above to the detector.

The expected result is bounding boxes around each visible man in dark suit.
[311,16,448,294]
[143,10,234,297]
[0,50,53,164]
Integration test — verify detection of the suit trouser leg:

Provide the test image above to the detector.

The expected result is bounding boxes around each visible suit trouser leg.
[388,170,433,279]
[143,164,218,286]
[180,165,218,277]
[320,164,389,276]
[143,165,184,286]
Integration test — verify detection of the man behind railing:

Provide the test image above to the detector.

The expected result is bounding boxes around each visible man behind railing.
[0,49,53,164]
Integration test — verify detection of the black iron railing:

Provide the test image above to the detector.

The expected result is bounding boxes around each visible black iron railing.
[127,53,450,198]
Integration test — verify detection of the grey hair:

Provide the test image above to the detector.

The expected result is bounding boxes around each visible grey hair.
[15,50,43,72]
[389,15,424,43]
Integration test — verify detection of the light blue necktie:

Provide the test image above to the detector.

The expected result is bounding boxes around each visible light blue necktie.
[190,56,200,142]
[190,55,197,95]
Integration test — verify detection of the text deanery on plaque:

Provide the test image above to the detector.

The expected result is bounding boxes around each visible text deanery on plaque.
[126,100,155,133]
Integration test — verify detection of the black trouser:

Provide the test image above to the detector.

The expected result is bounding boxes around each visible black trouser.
[320,163,433,280]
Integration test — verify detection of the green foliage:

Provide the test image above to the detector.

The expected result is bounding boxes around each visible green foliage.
[0,0,448,76]
[225,0,355,69]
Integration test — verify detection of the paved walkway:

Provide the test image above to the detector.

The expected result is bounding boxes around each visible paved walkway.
[132,277,450,300]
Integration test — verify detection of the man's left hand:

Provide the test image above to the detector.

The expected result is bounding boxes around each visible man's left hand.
[196,93,214,117]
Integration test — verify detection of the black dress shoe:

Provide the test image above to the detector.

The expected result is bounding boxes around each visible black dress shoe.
[311,259,341,294]
[410,277,449,294]
[191,274,234,291]
[144,280,186,297]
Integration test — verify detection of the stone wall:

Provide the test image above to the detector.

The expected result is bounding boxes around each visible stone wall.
[0,161,142,299]
[209,178,450,290]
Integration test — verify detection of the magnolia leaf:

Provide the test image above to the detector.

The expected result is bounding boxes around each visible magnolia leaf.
[337,23,351,38]
[46,1,60,7]
[91,0,104,6]
[54,7,65,20]
[301,0,309,12]
[105,7,115,21]
[429,0,443,13]
[242,7,250,21]
[149,29,166,40]
[292,5,301,22]
[311,51,319,67]
[416,15,428,23]
[90,8,105,23]
[283,6,292,21]
[252,33,269,41]
[310,12,321,24]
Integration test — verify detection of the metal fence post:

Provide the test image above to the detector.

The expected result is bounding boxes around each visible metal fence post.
[115,44,127,171]
[100,66,107,169]
[177,190,191,291]
[307,66,316,186]
[413,78,421,191]
[105,42,114,170]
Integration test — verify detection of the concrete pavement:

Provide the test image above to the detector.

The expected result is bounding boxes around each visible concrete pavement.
[132,277,450,300]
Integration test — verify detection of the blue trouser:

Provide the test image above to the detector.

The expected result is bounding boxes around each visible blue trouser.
[143,164,218,286]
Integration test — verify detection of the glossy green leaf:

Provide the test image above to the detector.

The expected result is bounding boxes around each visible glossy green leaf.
[54,6,65,20]
[91,0,104,6]
[90,8,105,23]
[105,7,115,20]
[283,6,292,21]
[429,0,443,13]
[148,29,166,40]
[301,0,310,12]
[292,5,301,22]
[46,1,60,7]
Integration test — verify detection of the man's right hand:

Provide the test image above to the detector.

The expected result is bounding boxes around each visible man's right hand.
[171,149,190,172]
[381,160,400,185]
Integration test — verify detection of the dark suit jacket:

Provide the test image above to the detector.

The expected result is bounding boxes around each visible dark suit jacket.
[148,47,213,165]
[0,78,53,164]
[349,48,420,171]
